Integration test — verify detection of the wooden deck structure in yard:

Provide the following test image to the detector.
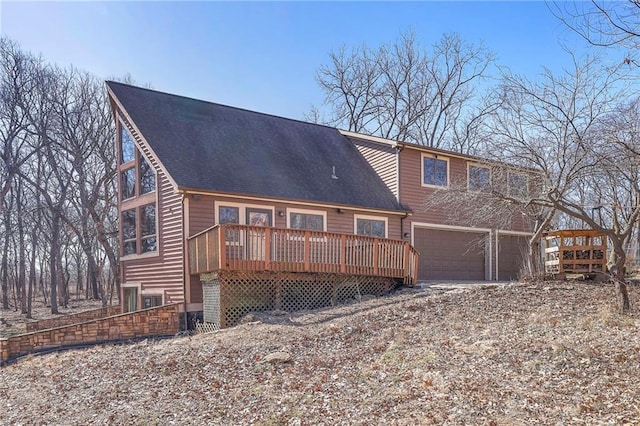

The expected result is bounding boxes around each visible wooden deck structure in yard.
[188,224,419,327]
[544,229,607,278]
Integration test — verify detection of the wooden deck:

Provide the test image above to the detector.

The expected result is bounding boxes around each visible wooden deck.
[544,229,607,276]
[188,224,419,285]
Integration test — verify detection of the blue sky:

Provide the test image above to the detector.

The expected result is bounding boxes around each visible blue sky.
[1,1,603,120]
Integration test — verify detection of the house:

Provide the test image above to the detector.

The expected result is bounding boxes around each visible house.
[106,81,532,328]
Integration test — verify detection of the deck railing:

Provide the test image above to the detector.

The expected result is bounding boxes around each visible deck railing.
[188,224,419,284]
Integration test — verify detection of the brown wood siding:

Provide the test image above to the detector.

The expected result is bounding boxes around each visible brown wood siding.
[350,137,398,198]
[414,228,486,280]
[497,234,529,281]
[120,117,185,304]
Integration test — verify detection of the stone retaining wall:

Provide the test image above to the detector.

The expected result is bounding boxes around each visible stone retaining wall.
[1,303,180,363]
[25,305,122,332]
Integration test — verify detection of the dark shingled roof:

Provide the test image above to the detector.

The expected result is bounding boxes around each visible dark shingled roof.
[107,81,407,212]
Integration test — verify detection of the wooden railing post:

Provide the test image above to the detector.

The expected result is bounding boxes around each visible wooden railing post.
[304,230,311,271]
[403,242,410,281]
[373,238,379,275]
[264,227,271,271]
[340,234,346,274]
[219,226,226,270]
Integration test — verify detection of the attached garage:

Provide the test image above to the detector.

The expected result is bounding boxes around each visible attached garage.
[413,227,489,281]
[496,234,529,281]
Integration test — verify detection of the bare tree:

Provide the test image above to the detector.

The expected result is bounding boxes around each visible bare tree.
[313,31,495,153]
[427,53,637,311]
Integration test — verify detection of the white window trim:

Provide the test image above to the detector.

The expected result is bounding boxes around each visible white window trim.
[421,153,450,189]
[507,171,529,197]
[467,163,491,191]
[354,214,388,238]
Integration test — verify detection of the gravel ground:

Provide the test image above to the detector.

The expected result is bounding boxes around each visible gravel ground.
[1,281,639,425]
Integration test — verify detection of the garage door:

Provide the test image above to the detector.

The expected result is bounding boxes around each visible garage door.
[497,235,529,281]
[414,228,486,281]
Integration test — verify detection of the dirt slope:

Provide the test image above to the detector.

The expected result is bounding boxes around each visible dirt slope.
[1,282,639,425]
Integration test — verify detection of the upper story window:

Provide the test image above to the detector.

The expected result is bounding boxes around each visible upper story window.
[121,126,135,164]
[118,122,156,201]
[118,118,158,258]
[139,153,155,195]
[468,164,491,192]
[354,215,387,238]
[287,208,326,232]
[508,172,528,198]
[422,154,448,187]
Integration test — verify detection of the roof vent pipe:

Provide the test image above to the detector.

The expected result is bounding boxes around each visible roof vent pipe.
[331,166,339,180]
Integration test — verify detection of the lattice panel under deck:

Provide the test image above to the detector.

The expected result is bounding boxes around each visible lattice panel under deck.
[213,271,398,328]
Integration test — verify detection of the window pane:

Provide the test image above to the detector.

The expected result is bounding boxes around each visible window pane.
[509,173,528,197]
[141,236,157,253]
[139,153,155,194]
[121,168,135,200]
[290,213,324,231]
[219,207,239,224]
[357,219,386,237]
[123,240,136,256]
[469,166,490,191]
[140,204,156,237]
[424,158,447,187]
[122,209,136,240]
[121,126,135,164]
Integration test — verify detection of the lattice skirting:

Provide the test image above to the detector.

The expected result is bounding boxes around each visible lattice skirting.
[200,271,398,328]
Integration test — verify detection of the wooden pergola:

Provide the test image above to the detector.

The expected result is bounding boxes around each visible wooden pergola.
[543,229,607,278]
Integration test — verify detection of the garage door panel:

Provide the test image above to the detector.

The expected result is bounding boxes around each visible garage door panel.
[414,228,486,281]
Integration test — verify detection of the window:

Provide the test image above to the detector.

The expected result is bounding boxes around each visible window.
[118,118,158,258]
[355,215,387,238]
[121,168,136,200]
[123,287,138,312]
[122,209,137,256]
[290,212,324,231]
[422,155,448,187]
[142,294,163,309]
[508,173,528,198]
[218,206,240,243]
[468,165,491,191]
[140,204,157,253]
[121,126,135,164]
[139,153,155,195]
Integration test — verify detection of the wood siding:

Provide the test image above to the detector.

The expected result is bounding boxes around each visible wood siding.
[120,117,185,304]
[350,136,398,199]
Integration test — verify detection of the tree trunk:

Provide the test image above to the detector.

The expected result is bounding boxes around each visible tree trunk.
[49,216,60,315]
[610,241,631,313]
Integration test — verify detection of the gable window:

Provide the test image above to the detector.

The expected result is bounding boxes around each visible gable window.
[118,119,158,258]
[122,209,137,256]
[140,204,157,253]
[139,153,155,195]
[508,172,528,198]
[422,155,448,187]
[121,168,136,200]
[354,215,387,238]
[468,164,491,191]
[121,126,135,164]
